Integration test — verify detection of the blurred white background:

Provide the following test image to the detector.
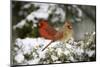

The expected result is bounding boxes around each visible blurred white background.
[0,0,100,67]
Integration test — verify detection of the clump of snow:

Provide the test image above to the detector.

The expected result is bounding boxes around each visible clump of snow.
[86,50,95,57]
[38,51,46,59]
[13,20,26,29]
[75,47,84,56]
[56,48,63,56]
[51,7,65,22]
[13,32,95,65]
[64,50,70,56]
[72,5,82,17]
[13,3,66,29]
[22,3,31,9]
[27,58,40,64]
[14,53,24,63]
[51,55,58,61]
[25,3,56,23]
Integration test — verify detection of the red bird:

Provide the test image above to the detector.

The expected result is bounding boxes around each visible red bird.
[38,19,73,51]
[38,19,57,40]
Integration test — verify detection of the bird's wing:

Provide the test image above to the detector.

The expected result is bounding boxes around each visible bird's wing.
[45,25,57,36]
[54,31,63,41]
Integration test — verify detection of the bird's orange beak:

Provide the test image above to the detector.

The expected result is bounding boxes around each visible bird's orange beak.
[38,23,41,27]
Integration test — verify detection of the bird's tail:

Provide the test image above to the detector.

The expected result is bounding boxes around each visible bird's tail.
[42,40,54,51]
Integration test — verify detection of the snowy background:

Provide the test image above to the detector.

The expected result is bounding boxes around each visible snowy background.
[11,1,96,66]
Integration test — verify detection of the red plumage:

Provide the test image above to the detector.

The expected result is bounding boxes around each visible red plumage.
[38,19,57,40]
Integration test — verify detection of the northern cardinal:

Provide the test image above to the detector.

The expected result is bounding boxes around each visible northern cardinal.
[38,19,73,51]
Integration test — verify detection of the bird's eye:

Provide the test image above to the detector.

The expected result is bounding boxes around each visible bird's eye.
[67,25,72,29]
